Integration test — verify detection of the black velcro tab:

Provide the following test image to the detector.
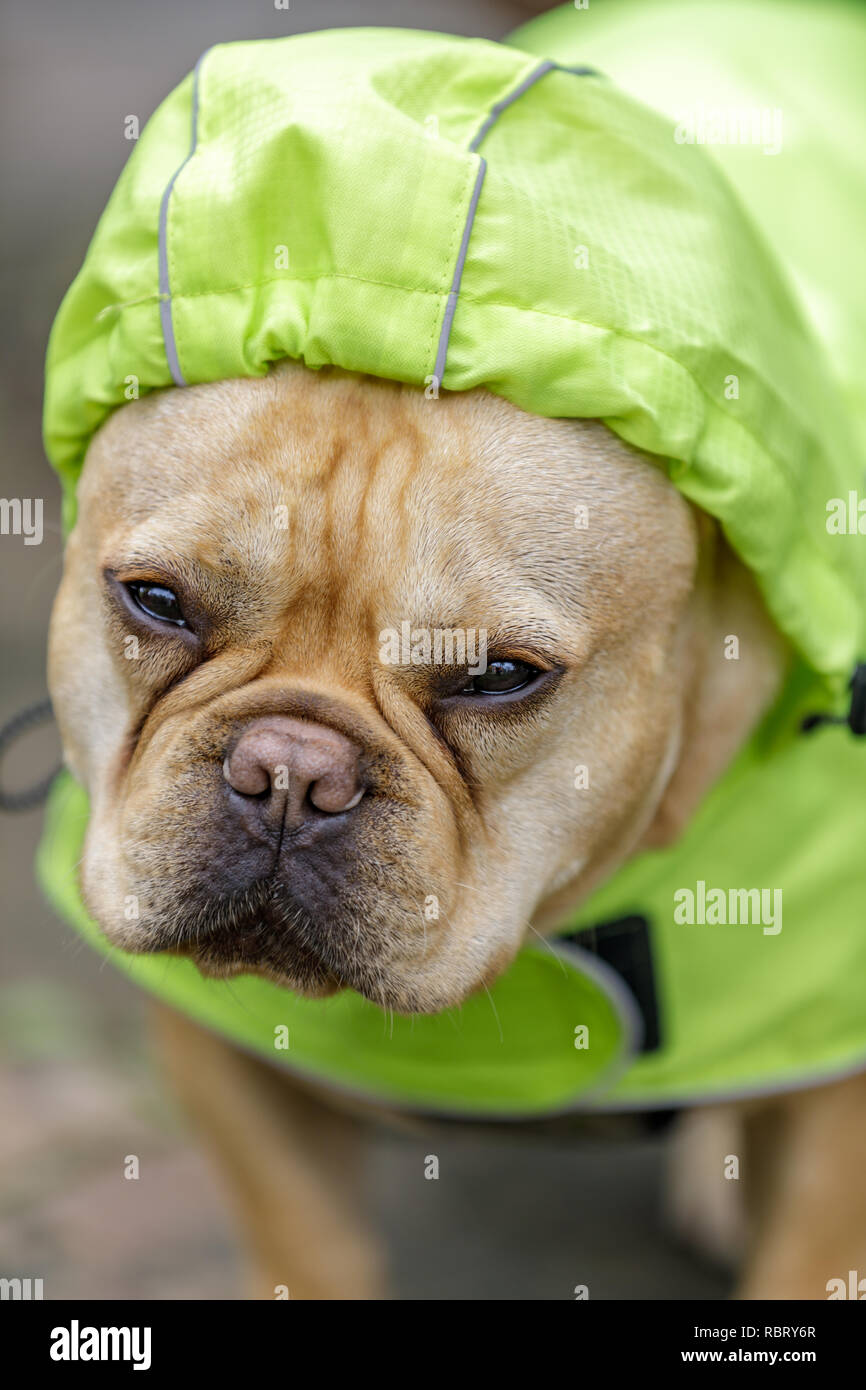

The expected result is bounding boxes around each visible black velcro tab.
[561,914,662,1054]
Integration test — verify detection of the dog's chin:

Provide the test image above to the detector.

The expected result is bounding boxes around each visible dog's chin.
[189,949,343,998]
[147,879,350,998]
[113,877,426,1007]
[101,877,495,1014]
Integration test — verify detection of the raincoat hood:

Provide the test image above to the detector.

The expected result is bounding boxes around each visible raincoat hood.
[43,4,866,699]
[39,0,866,1116]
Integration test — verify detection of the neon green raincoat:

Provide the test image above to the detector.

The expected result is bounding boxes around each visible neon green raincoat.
[39,0,866,1116]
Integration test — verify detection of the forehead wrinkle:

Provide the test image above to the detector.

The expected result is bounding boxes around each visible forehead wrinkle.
[389,488,594,635]
[385,566,588,663]
[86,372,658,660]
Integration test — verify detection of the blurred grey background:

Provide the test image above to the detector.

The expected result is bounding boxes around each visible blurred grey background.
[0,0,728,1299]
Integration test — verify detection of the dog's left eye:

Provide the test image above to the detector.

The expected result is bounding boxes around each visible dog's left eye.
[126,581,188,627]
[461,659,540,696]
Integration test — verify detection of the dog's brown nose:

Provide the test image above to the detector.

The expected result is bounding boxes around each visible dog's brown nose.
[223,716,364,829]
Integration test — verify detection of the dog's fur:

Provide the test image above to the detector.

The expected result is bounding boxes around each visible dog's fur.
[49,363,866,1298]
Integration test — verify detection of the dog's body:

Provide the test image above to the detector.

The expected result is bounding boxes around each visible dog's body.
[153,999,866,1300]
[47,365,866,1298]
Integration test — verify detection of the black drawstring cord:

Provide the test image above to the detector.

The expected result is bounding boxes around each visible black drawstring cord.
[0,698,62,811]
[802,662,866,735]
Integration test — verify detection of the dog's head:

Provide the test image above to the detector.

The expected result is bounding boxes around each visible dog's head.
[48,363,784,1011]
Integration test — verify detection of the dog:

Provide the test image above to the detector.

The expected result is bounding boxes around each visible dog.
[45,361,866,1298]
[40,0,866,1299]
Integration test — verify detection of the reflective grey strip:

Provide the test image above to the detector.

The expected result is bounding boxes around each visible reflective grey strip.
[158,48,211,388]
[431,158,487,388]
[468,57,557,152]
[432,58,597,388]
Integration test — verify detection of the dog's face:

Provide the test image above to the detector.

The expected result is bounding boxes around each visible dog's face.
[49,363,769,1012]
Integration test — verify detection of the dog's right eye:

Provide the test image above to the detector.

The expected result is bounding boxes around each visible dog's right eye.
[125,581,188,627]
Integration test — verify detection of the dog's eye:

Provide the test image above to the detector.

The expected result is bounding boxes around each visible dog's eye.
[461,659,540,696]
[126,581,187,627]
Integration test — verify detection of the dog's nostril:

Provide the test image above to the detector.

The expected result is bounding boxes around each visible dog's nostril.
[223,716,365,826]
[218,756,269,800]
[308,771,365,815]
[222,750,271,798]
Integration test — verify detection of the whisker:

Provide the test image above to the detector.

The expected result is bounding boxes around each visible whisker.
[482,983,504,1043]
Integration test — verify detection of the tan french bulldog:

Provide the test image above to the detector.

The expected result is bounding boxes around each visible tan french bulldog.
[47,362,866,1299]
